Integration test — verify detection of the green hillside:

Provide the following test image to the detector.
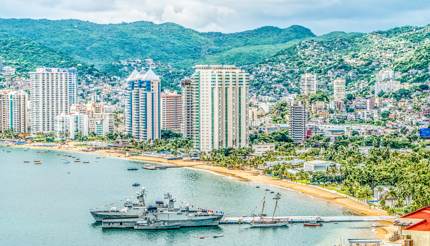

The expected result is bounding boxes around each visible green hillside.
[0,19,313,66]
[250,25,430,96]
[1,18,429,94]
[0,32,100,77]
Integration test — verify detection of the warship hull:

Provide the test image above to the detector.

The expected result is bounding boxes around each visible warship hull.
[100,215,223,229]
[90,210,142,222]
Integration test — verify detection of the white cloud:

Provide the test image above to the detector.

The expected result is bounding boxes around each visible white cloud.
[1,0,430,34]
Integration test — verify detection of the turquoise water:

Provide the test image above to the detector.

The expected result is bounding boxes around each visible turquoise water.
[0,147,375,246]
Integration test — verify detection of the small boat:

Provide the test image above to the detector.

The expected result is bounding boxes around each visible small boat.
[250,220,289,228]
[83,161,90,164]
[142,165,157,170]
[74,160,81,163]
[132,183,140,187]
[213,234,224,238]
[304,222,322,227]
[256,186,260,188]
[24,161,30,163]
[34,160,42,165]
[127,167,139,171]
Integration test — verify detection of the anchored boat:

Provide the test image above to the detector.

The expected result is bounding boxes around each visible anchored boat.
[98,192,224,230]
[90,188,147,222]
[250,192,288,228]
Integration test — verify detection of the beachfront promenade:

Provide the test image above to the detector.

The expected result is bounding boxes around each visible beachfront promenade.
[220,216,396,224]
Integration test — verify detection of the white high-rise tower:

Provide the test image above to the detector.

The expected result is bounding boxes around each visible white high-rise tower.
[30,68,77,133]
[182,65,249,152]
[125,69,161,141]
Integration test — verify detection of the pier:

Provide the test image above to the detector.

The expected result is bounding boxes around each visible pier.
[220,216,395,224]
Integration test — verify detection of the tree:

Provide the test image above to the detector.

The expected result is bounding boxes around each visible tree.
[380,110,390,120]
[161,129,182,139]
[271,101,289,124]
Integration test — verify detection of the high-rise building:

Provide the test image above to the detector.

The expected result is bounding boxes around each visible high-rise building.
[161,91,182,133]
[333,78,346,102]
[300,73,317,96]
[0,90,28,133]
[181,79,194,138]
[182,65,249,152]
[333,78,346,111]
[125,69,161,141]
[30,68,77,133]
[289,103,307,144]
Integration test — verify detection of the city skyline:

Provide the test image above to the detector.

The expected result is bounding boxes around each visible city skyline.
[1,1,430,34]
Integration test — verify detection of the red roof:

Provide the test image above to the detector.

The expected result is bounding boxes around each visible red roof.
[402,206,430,219]
[402,206,430,231]
[405,219,430,231]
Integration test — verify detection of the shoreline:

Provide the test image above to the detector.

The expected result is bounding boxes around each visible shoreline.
[5,143,396,241]
[7,143,388,217]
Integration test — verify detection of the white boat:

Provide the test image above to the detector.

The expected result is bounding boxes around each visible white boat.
[250,220,289,228]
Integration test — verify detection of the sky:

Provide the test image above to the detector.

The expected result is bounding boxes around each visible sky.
[1,0,430,34]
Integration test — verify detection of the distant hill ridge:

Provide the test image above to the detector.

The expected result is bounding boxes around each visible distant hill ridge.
[0,18,314,66]
[0,18,429,93]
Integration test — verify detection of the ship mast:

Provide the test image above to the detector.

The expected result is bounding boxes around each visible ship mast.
[260,190,267,217]
[272,193,281,219]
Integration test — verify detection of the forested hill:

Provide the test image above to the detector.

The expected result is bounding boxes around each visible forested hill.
[0,19,313,70]
[250,25,430,96]
[1,18,429,94]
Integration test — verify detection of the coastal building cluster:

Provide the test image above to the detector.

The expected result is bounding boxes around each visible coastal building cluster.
[1,54,430,246]
[1,63,429,152]
[0,64,250,152]
[249,67,430,144]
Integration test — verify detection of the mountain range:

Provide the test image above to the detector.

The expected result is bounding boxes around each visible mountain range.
[0,18,429,94]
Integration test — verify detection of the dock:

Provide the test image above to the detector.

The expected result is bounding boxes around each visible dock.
[220,216,395,224]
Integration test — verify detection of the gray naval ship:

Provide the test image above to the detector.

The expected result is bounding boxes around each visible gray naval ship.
[90,188,147,222]
[100,193,224,230]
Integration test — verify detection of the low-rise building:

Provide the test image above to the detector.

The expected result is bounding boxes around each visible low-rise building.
[303,160,341,172]
[54,113,89,139]
[398,206,430,246]
[252,143,276,156]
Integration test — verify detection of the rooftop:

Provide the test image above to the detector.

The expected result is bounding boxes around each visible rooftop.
[142,69,160,81]
[402,206,430,231]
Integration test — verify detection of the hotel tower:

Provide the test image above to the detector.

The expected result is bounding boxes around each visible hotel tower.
[125,69,161,141]
[30,68,77,133]
[0,90,28,133]
[182,65,249,152]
